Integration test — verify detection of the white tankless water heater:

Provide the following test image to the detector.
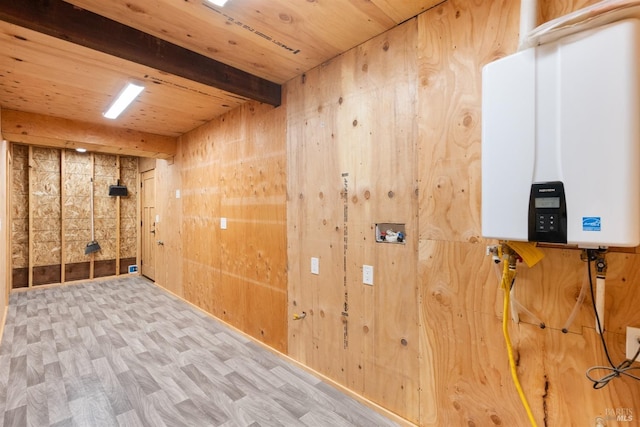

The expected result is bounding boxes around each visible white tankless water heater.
[482,18,640,248]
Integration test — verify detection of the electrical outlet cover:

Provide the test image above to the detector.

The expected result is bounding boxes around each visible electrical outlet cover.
[626,326,640,361]
[363,265,374,285]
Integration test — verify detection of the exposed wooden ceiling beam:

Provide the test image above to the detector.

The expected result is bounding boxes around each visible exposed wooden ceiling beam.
[2,109,177,159]
[0,0,281,106]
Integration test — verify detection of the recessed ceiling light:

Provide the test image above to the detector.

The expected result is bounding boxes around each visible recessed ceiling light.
[103,82,145,119]
[206,0,228,6]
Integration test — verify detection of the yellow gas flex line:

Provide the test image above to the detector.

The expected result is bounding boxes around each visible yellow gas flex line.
[500,253,538,427]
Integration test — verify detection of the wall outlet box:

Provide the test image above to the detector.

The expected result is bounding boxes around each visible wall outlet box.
[363,265,374,285]
[375,223,406,244]
[311,257,319,275]
[128,265,138,274]
[626,326,640,361]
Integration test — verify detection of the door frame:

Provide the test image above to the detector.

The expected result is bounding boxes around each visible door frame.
[140,169,156,281]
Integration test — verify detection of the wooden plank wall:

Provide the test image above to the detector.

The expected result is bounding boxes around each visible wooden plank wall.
[0,136,8,313]
[178,102,288,352]
[9,144,138,286]
[106,0,639,424]
[417,0,639,426]
[284,0,640,425]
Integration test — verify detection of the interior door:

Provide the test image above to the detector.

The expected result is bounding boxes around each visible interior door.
[141,169,156,280]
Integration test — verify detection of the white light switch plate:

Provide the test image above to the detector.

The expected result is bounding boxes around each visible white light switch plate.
[363,265,374,285]
[220,217,227,229]
[175,189,181,199]
[311,257,319,275]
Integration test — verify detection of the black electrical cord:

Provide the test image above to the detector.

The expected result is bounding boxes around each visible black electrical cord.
[587,257,615,366]
[585,256,640,389]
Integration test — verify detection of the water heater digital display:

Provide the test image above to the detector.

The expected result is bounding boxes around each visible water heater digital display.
[482,19,640,248]
[534,197,560,209]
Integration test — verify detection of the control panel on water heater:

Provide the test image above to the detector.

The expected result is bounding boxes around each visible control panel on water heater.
[528,182,567,244]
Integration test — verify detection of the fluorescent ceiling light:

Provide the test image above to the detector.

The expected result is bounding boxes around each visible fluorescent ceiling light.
[206,0,228,6]
[103,82,144,119]
[75,148,87,153]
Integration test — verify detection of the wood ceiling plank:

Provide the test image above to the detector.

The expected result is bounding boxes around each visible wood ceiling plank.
[0,22,246,136]
[369,0,445,23]
[66,0,342,83]
[65,0,439,84]
[0,0,281,106]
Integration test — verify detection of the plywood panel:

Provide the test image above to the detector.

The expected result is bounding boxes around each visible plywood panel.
[119,156,138,260]
[11,144,29,276]
[63,149,91,265]
[93,153,118,265]
[284,56,346,373]
[287,53,359,392]
[31,147,61,269]
[419,240,640,425]
[417,1,640,426]
[415,0,529,423]
[10,145,137,285]
[178,101,287,352]
[418,0,520,243]
[286,18,421,423]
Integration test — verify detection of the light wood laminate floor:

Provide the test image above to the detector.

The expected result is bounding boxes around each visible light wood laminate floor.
[0,276,398,427]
